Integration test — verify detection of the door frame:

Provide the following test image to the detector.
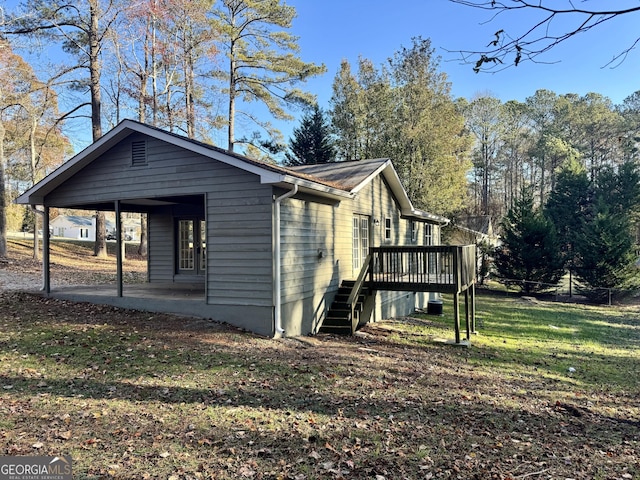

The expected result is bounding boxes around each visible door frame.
[352,214,370,276]
[175,217,206,276]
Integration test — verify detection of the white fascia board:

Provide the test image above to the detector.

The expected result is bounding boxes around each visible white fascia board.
[378,162,450,225]
[409,208,450,225]
[16,119,354,205]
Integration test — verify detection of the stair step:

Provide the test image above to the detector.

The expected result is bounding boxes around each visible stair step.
[330,302,363,312]
[334,293,366,303]
[318,324,353,335]
[322,316,351,326]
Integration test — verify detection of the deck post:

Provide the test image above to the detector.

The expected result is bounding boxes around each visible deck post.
[453,291,460,344]
[464,288,470,340]
[471,283,476,334]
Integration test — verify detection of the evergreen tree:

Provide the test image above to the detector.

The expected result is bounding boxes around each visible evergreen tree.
[495,188,564,293]
[574,198,639,301]
[284,105,335,166]
[545,158,591,291]
[211,0,325,152]
[328,37,472,216]
[573,160,640,301]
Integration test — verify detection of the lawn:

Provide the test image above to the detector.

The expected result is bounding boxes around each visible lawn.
[0,240,638,479]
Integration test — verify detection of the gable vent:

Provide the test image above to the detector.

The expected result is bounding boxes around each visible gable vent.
[131,140,148,166]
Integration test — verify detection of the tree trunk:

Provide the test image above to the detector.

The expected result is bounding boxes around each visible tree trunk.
[89,0,107,258]
[94,211,107,257]
[32,211,39,261]
[228,37,236,152]
[0,122,7,258]
[30,117,39,259]
[137,214,147,257]
[89,0,102,142]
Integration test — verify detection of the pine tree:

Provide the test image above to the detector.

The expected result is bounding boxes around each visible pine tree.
[574,198,638,301]
[545,158,591,293]
[212,0,325,152]
[284,105,335,166]
[495,188,564,293]
[573,161,640,301]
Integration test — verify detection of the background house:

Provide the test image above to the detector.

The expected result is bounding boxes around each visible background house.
[50,215,115,241]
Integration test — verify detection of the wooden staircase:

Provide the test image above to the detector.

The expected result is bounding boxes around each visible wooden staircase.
[319,280,369,335]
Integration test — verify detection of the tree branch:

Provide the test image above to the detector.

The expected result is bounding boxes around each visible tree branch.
[448,1,640,72]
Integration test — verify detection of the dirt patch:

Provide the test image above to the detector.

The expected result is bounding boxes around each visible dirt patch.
[0,238,147,291]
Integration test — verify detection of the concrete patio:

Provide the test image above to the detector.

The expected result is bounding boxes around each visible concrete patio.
[46,282,213,319]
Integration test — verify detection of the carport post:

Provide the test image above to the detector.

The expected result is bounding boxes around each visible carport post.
[42,206,50,294]
[115,201,123,297]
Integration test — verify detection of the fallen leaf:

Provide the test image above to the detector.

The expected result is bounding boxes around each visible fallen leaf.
[308,450,321,460]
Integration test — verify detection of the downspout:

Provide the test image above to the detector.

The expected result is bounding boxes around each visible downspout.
[273,184,298,336]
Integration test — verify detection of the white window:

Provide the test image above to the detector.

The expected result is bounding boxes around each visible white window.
[424,223,433,245]
[411,221,418,242]
[384,218,392,241]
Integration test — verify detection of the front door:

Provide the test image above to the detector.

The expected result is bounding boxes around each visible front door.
[177,219,206,275]
[352,214,370,276]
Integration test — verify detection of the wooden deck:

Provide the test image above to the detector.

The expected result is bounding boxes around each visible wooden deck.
[368,245,476,293]
[337,245,477,343]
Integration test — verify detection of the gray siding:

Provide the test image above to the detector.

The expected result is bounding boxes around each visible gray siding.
[46,134,244,205]
[148,213,174,283]
[206,184,273,308]
[280,175,439,335]
[280,199,340,335]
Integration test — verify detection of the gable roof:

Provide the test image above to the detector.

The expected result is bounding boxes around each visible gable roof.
[51,215,94,227]
[291,159,448,224]
[16,119,447,224]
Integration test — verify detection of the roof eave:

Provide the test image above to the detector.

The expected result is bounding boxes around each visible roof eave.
[374,162,449,225]
[270,174,353,200]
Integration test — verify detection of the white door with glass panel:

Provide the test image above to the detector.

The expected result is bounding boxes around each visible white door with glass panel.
[177,219,206,275]
[352,215,370,276]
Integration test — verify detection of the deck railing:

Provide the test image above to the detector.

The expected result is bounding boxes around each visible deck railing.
[368,245,476,293]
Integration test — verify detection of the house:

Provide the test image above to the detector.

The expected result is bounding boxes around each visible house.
[16,120,475,339]
[50,215,115,241]
[444,215,499,283]
[445,215,498,247]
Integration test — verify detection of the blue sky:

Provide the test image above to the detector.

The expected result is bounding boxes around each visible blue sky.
[4,0,640,151]
[288,0,640,108]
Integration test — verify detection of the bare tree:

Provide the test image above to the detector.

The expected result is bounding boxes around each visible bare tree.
[5,0,122,257]
[0,40,67,258]
[449,1,640,72]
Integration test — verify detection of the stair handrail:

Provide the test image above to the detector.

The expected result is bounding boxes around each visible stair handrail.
[347,254,372,334]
